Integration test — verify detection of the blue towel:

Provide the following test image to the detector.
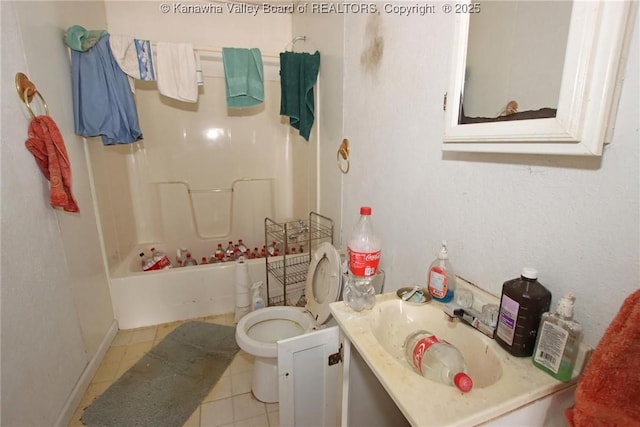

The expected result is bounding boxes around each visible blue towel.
[222,48,264,108]
[71,35,143,145]
[279,51,320,141]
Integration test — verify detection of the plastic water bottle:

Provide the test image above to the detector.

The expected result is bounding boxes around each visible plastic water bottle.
[213,243,225,262]
[344,206,381,312]
[225,241,235,261]
[404,330,473,393]
[176,247,188,266]
[237,239,248,256]
[266,241,278,257]
[183,252,198,266]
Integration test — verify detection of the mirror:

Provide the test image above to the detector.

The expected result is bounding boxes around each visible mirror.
[462,1,571,123]
[443,0,635,156]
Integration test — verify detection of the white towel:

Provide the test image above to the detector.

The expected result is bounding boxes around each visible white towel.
[109,35,156,81]
[156,42,198,103]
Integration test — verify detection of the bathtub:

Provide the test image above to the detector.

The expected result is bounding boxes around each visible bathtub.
[109,245,267,329]
[94,73,316,330]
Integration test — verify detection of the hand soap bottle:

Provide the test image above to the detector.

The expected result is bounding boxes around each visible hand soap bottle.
[532,292,583,382]
[427,241,456,303]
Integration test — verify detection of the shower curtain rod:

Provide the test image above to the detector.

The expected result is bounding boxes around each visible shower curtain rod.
[150,43,279,58]
[150,36,307,59]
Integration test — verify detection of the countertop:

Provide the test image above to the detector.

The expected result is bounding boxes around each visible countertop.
[330,291,578,426]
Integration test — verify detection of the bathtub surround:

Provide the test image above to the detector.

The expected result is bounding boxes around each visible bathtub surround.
[81,321,239,427]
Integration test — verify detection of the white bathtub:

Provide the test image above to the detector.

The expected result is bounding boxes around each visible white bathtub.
[110,245,267,329]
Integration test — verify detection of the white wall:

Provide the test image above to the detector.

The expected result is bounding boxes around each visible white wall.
[1,1,114,425]
[293,9,346,242]
[338,7,638,349]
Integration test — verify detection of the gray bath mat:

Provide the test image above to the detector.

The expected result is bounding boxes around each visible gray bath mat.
[81,321,239,427]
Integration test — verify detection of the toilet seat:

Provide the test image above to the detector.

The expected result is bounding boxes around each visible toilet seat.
[233,242,356,403]
[236,243,342,358]
[305,242,342,326]
[240,306,315,358]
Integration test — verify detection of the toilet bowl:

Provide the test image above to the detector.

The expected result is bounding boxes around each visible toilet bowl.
[235,242,384,403]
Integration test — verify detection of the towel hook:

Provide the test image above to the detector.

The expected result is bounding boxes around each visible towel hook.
[337,138,350,174]
[15,72,49,118]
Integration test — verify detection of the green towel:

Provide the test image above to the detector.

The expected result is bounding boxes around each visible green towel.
[279,51,320,141]
[65,25,107,52]
[222,48,264,108]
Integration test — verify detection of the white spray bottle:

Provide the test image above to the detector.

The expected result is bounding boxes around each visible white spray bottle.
[251,281,265,311]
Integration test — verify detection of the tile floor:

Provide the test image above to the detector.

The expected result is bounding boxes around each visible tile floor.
[68,313,279,427]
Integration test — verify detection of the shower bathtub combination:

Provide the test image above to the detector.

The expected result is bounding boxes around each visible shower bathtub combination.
[90,61,317,330]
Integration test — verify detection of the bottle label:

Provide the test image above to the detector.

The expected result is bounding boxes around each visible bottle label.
[143,255,172,271]
[428,267,448,298]
[496,294,519,346]
[411,335,442,375]
[348,248,381,277]
[533,322,569,374]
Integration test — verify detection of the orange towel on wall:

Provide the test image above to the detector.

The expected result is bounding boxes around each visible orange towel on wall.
[25,116,80,213]
[566,289,640,426]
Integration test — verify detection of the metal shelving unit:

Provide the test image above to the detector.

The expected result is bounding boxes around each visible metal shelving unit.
[264,212,333,306]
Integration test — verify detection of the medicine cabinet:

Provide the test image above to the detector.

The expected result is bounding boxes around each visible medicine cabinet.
[442,1,635,156]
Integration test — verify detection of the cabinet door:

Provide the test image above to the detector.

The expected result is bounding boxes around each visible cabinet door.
[278,326,341,427]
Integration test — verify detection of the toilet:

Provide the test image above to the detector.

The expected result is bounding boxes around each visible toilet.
[235,242,384,403]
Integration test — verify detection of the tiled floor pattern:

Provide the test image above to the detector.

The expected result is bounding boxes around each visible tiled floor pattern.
[69,313,279,427]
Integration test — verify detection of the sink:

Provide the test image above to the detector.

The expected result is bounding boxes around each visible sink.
[331,290,580,426]
[368,299,503,388]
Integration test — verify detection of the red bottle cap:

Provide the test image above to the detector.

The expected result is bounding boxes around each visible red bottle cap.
[360,206,372,215]
[453,372,473,393]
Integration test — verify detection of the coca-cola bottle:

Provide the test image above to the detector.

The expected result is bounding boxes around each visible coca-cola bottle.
[404,330,473,393]
[344,206,381,311]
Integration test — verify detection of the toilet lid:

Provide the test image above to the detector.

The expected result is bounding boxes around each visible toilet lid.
[305,242,341,326]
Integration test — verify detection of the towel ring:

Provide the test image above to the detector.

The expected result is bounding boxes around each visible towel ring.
[15,72,49,118]
[337,138,350,174]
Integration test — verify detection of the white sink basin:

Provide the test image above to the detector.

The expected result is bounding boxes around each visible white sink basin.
[368,299,503,388]
[330,291,577,426]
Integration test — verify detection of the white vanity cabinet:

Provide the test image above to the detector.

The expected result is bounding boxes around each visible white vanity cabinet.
[277,326,409,427]
[277,295,579,426]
